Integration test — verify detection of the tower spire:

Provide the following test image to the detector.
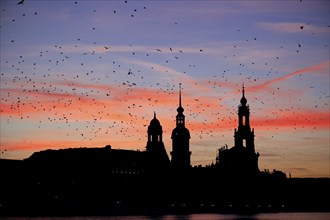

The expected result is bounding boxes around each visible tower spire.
[179,83,182,107]
[177,83,184,113]
[171,83,191,170]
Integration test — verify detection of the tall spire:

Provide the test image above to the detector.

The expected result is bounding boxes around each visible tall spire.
[177,83,184,113]
[179,83,182,107]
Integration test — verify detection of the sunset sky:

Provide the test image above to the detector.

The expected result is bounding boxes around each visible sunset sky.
[1,0,329,178]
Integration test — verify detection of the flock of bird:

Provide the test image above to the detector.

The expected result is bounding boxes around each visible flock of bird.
[0,0,329,165]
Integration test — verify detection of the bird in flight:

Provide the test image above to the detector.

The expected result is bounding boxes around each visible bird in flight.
[17,0,24,5]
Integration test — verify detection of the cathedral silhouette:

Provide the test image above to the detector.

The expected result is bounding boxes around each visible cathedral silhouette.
[23,84,260,176]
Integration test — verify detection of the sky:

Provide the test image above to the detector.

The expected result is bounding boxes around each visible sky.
[0,0,329,178]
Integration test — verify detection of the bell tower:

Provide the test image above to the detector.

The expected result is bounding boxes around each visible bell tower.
[234,85,255,152]
[217,85,260,176]
[171,84,191,171]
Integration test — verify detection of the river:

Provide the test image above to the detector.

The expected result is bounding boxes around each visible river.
[1,213,329,220]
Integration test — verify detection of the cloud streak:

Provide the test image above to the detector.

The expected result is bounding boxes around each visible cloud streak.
[249,61,330,92]
[258,22,329,34]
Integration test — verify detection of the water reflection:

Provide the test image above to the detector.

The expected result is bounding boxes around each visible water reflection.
[2,213,330,220]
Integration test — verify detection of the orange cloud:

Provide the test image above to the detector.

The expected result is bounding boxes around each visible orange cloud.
[251,111,329,133]
[187,108,329,134]
[0,87,103,116]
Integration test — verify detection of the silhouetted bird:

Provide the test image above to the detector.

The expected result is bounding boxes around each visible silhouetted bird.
[17,0,24,5]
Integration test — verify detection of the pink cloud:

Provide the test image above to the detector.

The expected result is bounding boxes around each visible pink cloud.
[253,110,329,129]
[258,22,329,34]
[249,61,330,92]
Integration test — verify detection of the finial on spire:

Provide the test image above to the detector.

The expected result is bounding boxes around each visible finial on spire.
[154,111,156,118]
[240,83,247,106]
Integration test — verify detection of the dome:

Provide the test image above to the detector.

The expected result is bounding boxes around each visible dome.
[240,96,247,106]
[240,86,247,106]
[177,105,184,113]
[171,126,190,139]
[148,112,162,132]
[150,117,161,128]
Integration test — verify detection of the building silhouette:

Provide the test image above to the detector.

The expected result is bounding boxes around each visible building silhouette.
[25,112,173,178]
[17,85,262,178]
[170,83,191,171]
[216,86,260,176]
[2,85,329,216]
[20,85,261,176]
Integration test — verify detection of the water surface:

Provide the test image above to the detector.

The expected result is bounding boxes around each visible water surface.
[2,212,330,220]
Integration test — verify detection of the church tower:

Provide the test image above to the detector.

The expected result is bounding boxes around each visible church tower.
[146,112,170,170]
[171,84,191,170]
[234,85,255,152]
[216,85,259,177]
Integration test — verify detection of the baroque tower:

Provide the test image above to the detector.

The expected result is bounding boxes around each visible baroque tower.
[234,85,255,152]
[171,84,191,170]
[146,112,170,170]
[216,86,260,176]
[233,85,259,175]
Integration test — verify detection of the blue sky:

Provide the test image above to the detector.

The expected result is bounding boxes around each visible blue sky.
[1,0,329,177]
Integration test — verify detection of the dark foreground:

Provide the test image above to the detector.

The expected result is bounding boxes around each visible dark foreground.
[0,159,329,216]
